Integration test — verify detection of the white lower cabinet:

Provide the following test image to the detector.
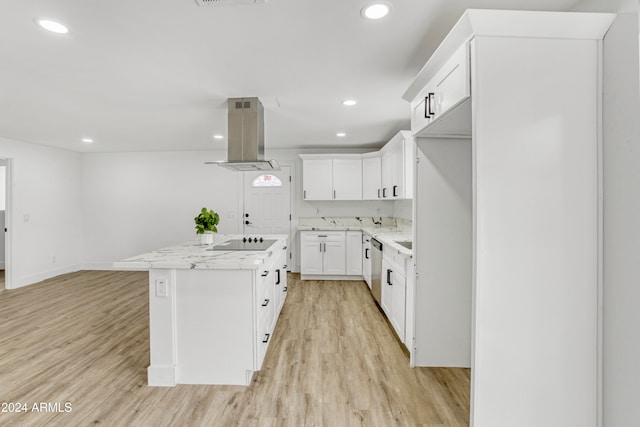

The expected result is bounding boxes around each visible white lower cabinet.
[382,248,407,342]
[346,231,362,276]
[300,231,346,276]
[300,230,365,280]
[362,234,372,288]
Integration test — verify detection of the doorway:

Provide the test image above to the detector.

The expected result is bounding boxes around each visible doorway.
[243,166,292,265]
[0,159,8,290]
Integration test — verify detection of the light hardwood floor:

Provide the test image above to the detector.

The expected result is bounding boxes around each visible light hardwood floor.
[0,271,470,426]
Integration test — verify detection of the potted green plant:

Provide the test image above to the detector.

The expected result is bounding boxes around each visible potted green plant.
[194,207,220,245]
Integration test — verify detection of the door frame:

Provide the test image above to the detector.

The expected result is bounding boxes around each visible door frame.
[0,158,12,289]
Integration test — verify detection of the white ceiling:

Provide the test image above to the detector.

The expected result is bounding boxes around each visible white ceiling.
[0,0,584,153]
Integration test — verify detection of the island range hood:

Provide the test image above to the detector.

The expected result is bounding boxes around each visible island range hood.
[207,97,280,171]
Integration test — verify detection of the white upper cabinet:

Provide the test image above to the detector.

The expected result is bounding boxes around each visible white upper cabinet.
[302,158,333,200]
[301,155,362,200]
[300,137,413,201]
[333,158,362,200]
[380,131,414,200]
[410,43,471,138]
[362,154,382,200]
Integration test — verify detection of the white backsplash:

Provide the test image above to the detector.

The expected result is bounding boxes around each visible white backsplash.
[299,216,412,231]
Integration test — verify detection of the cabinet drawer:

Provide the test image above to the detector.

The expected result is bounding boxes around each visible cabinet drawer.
[301,231,345,242]
[383,250,407,275]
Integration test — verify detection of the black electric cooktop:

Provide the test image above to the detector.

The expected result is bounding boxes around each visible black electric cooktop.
[209,238,276,251]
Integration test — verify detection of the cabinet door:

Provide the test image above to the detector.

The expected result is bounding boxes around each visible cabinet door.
[390,270,406,341]
[381,259,393,317]
[323,240,346,275]
[432,43,470,119]
[411,43,471,138]
[381,151,392,199]
[390,140,405,199]
[300,236,323,275]
[346,231,362,276]
[333,159,362,200]
[362,238,372,287]
[362,156,382,200]
[302,159,333,200]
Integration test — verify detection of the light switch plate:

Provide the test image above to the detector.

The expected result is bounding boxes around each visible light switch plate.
[155,279,168,297]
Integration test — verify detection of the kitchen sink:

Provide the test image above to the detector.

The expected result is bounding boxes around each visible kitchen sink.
[394,241,412,250]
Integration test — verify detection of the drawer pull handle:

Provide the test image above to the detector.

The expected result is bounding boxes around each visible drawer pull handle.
[365,248,369,259]
[262,333,270,343]
[283,286,287,292]
[276,269,281,285]
[261,271,268,277]
[262,299,270,307]
[387,269,393,286]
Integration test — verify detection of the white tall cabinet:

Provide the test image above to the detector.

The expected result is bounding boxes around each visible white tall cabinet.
[404,10,615,427]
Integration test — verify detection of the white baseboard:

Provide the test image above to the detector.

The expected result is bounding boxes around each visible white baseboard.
[147,365,176,387]
[11,264,81,289]
[80,262,122,271]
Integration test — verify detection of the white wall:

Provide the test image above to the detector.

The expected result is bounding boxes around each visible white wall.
[80,150,243,268]
[572,2,640,426]
[80,147,396,271]
[601,8,640,427]
[0,137,83,288]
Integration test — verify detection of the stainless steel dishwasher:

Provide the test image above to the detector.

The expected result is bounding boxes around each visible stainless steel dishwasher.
[370,238,383,305]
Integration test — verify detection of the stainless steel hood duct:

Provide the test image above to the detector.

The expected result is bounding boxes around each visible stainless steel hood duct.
[206,97,280,171]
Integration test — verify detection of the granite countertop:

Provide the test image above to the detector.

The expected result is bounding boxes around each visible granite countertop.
[299,225,412,258]
[114,234,288,270]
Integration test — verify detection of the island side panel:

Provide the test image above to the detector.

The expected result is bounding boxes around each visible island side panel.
[148,269,178,386]
[175,268,255,385]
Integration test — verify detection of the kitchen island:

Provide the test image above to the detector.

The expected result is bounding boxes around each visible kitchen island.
[114,234,288,386]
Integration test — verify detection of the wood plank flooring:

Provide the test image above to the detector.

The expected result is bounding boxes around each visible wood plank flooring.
[0,271,470,426]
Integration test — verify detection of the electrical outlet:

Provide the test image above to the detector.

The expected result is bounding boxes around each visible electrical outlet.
[155,279,168,297]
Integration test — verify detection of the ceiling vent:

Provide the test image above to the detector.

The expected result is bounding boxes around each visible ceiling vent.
[194,0,266,6]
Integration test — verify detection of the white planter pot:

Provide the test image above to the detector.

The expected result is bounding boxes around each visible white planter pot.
[200,233,214,245]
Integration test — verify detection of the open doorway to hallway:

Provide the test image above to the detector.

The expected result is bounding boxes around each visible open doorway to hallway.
[0,159,7,289]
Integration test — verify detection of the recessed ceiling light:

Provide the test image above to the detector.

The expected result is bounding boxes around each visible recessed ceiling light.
[36,19,70,34]
[81,138,94,144]
[213,134,224,140]
[336,132,347,137]
[361,2,391,20]
[342,99,357,106]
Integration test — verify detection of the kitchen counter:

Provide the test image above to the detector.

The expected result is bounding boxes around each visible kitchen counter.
[299,224,412,258]
[114,234,288,270]
[363,227,412,258]
[114,234,289,387]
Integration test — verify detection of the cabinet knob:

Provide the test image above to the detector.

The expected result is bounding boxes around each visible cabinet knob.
[262,333,270,343]
[262,299,270,307]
